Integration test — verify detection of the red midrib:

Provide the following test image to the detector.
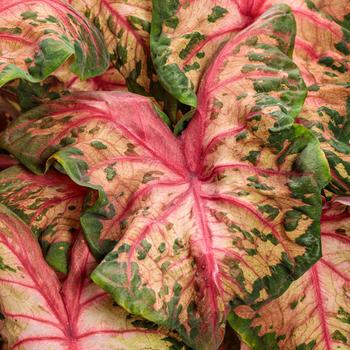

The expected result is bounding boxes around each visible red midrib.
[310,265,332,350]
[29,193,84,226]
[36,112,187,179]
[126,187,191,284]
[0,224,68,329]
[100,0,148,50]
[191,179,221,331]
[101,181,187,240]
[203,193,290,255]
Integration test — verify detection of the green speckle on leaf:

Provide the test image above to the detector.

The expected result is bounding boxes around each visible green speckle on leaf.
[179,32,205,60]
[128,16,151,33]
[21,11,38,20]
[258,205,280,221]
[284,210,302,232]
[290,300,298,309]
[296,340,316,350]
[104,166,117,181]
[184,62,200,72]
[161,261,170,271]
[308,84,320,91]
[158,242,166,253]
[207,6,228,23]
[0,256,16,272]
[337,307,350,324]
[173,238,184,254]
[305,0,317,10]
[241,150,260,165]
[90,141,107,150]
[331,330,347,343]
[116,43,128,68]
[335,41,350,55]
[164,16,179,29]
[236,131,248,141]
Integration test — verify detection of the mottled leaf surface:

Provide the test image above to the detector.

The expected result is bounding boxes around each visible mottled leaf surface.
[0,6,330,350]
[254,0,350,195]
[0,165,86,274]
[0,207,186,350]
[69,0,152,93]
[151,0,254,106]
[230,201,350,350]
[0,0,109,87]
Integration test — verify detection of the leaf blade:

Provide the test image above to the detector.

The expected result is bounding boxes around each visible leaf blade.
[230,201,350,350]
[0,206,186,349]
[0,0,109,87]
[0,5,329,349]
[0,165,86,274]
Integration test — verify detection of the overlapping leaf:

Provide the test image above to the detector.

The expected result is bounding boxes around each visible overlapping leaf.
[69,0,151,93]
[0,0,109,87]
[0,5,330,349]
[253,0,350,195]
[151,0,255,106]
[0,165,86,274]
[0,206,186,349]
[230,200,350,350]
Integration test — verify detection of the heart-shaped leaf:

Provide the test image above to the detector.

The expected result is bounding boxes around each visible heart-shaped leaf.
[230,200,350,350]
[0,0,109,87]
[0,165,86,274]
[0,5,330,349]
[151,0,255,106]
[0,206,186,349]
[254,0,350,195]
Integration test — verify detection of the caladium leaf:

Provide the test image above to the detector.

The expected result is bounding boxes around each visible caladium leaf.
[230,201,350,350]
[254,0,350,195]
[0,0,109,87]
[0,207,186,349]
[0,5,330,349]
[69,0,151,93]
[0,165,87,274]
[151,0,254,106]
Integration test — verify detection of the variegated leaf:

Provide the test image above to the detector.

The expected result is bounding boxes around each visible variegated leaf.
[0,0,109,87]
[230,201,350,350]
[0,207,186,349]
[151,0,254,106]
[254,0,350,195]
[0,165,86,274]
[0,5,330,349]
[69,0,151,93]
